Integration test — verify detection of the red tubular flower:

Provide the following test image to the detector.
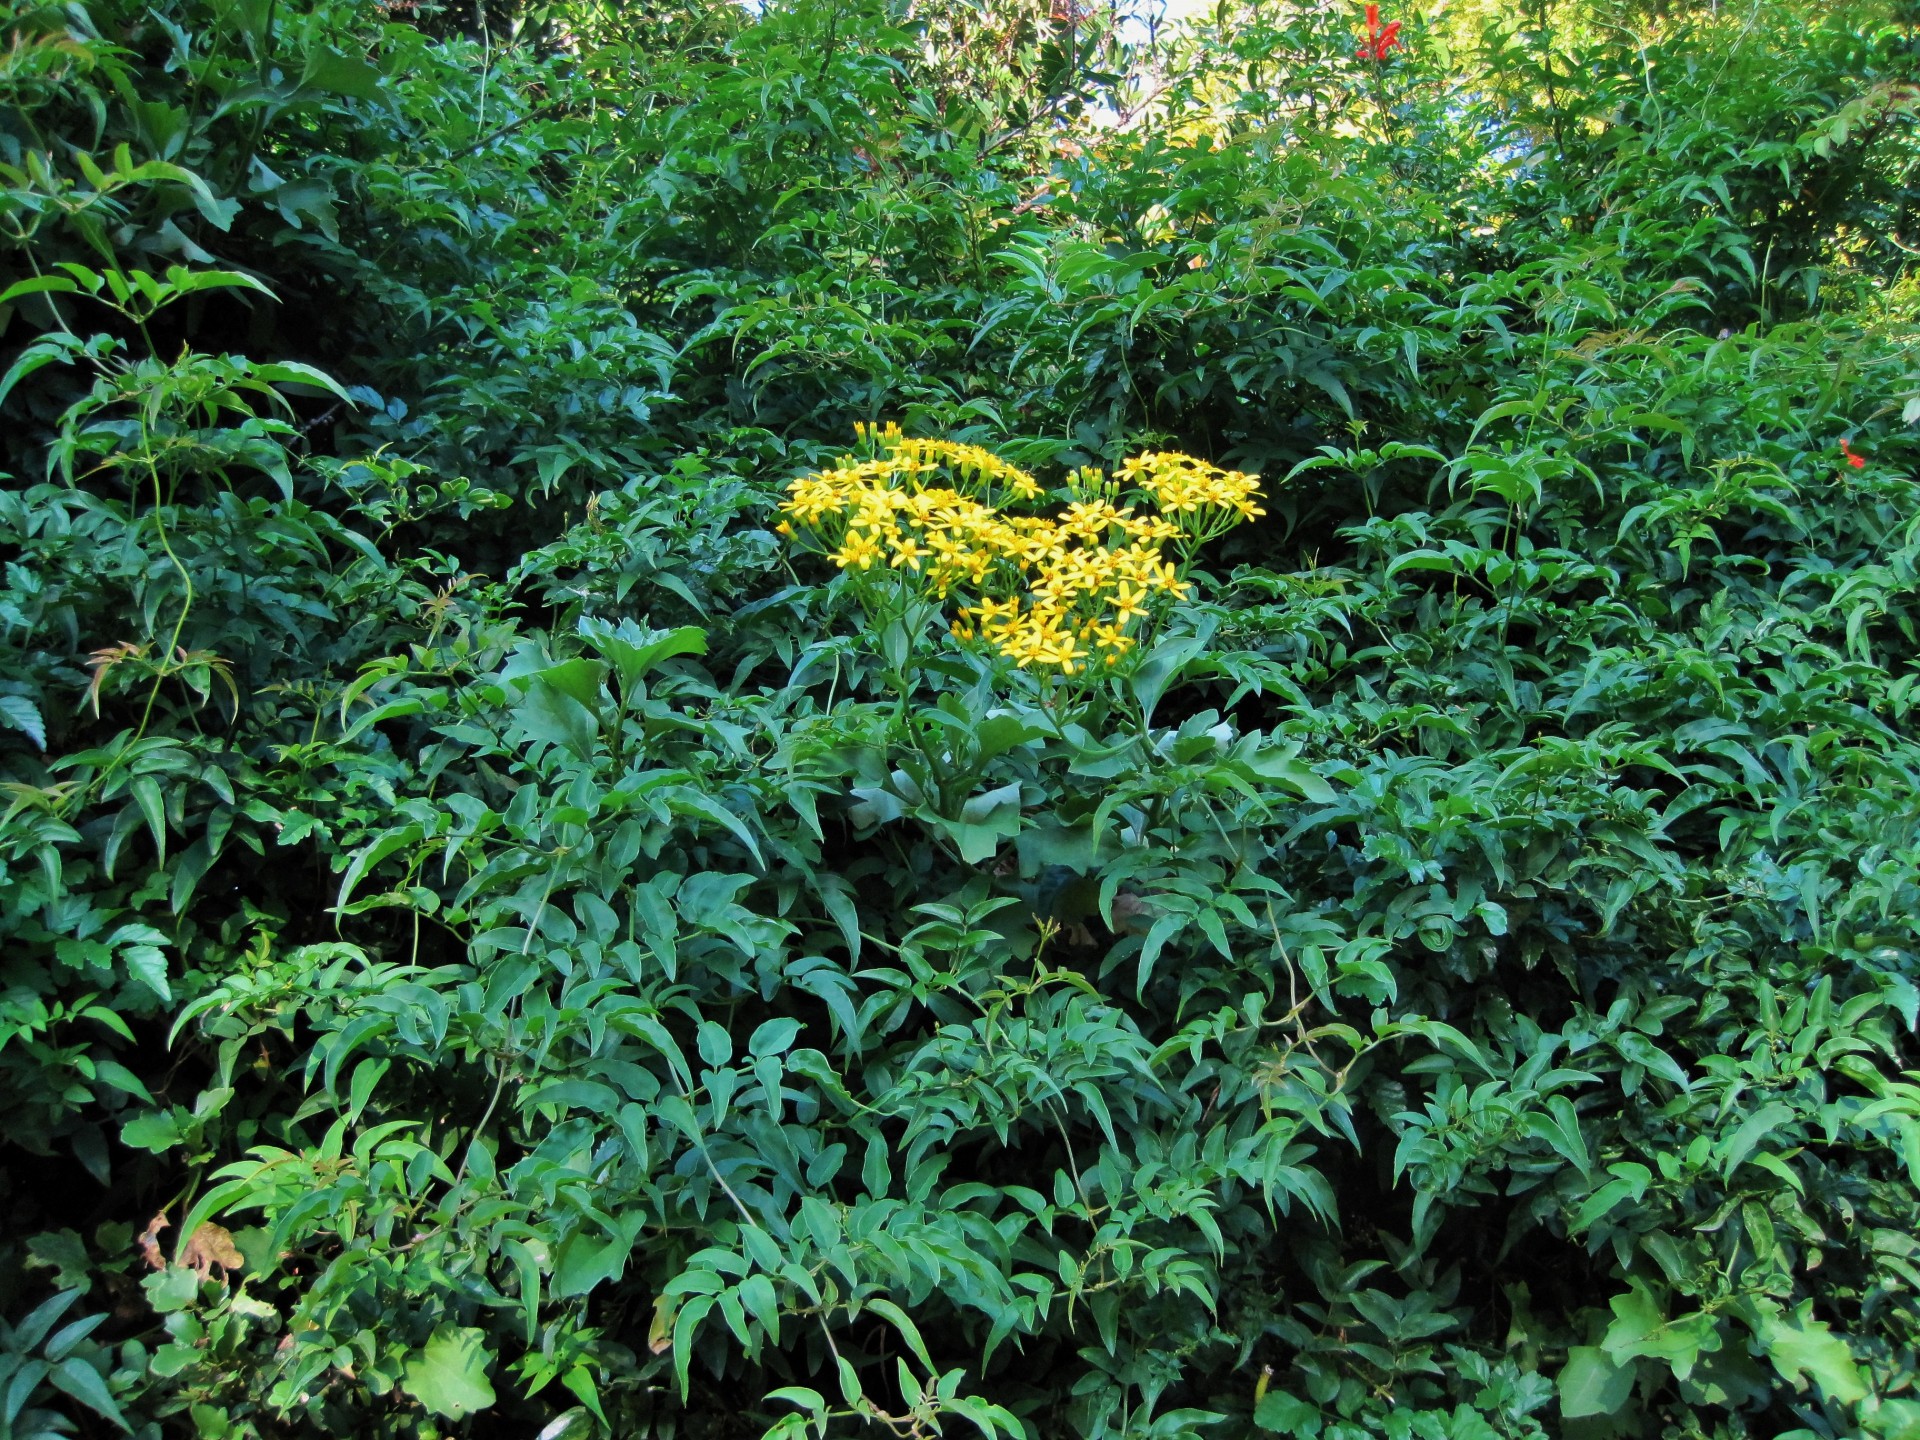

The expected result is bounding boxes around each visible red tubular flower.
[1839,437,1867,469]
[1358,3,1402,61]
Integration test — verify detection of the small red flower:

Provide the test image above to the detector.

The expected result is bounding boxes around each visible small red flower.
[1839,437,1867,469]
[1357,3,1401,62]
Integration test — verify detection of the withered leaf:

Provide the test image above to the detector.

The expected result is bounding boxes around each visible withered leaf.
[137,1211,171,1272]
[182,1223,244,1281]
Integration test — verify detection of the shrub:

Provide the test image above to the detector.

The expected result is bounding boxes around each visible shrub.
[2,1,1918,1437]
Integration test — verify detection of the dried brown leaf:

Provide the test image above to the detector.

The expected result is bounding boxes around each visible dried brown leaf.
[137,1211,170,1272]
[182,1223,243,1281]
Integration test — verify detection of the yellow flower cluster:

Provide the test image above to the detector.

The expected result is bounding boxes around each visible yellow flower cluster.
[1118,451,1266,540]
[778,427,1264,675]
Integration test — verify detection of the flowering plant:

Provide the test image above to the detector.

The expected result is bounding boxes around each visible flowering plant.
[778,425,1264,677]
[1357,3,1401,62]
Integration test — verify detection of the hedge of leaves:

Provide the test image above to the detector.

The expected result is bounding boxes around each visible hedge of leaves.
[3,0,1920,1437]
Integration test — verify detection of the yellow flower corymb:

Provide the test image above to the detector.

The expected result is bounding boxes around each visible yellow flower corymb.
[1118,451,1266,533]
[779,425,1265,675]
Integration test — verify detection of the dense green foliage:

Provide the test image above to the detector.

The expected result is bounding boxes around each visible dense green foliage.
[3,0,1920,1436]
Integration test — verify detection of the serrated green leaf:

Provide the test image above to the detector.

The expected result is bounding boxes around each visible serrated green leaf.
[401,1326,497,1421]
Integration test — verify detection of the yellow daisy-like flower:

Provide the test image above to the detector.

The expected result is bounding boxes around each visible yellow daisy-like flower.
[779,429,1263,674]
[1108,580,1151,626]
[831,529,884,571]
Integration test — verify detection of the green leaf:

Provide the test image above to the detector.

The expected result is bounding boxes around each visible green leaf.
[401,1326,497,1420]
[579,618,707,697]
[1015,820,1112,874]
[48,1356,128,1431]
[163,267,275,301]
[664,786,763,866]
[122,945,170,1002]
[531,657,608,709]
[671,1295,715,1398]
[1570,1162,1651,1232]
[251,358,350,400]
[749,1017,802,1057]
[1253,1391,1322,1435]
[865,1297,936,1373]
[1601,1280,1720,1380]
[552,1217,642,1299]
[1559,1345,1635,1418]
[513,680,600,760]
[1866,1398,1920,1440]
[301,47,384,99]
[1232,738,1336,802]
[0,275,83,306]
[942,781,1023,863]
[0,693,46,749]
[1758,1301,1867,1403]
[536,1410,596,1440]
[1129,630,1211,727]
[91,1060,153,1102]
[142,1266,199,1313]
[1719,1101,1795,1177]
[130,775,167,863]
[25,1230,93,1293]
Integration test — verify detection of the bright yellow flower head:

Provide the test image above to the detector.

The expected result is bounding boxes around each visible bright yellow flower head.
[780,429,1263,675]
[831,528,884,571]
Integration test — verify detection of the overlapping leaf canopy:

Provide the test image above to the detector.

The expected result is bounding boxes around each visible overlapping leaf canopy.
[2,0,1919,1437]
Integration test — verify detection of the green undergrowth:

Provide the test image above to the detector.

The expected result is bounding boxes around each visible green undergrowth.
[2,0,1919,1437]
